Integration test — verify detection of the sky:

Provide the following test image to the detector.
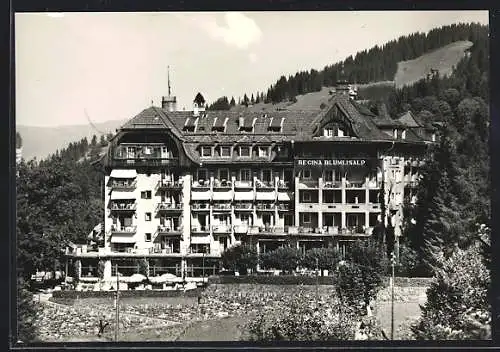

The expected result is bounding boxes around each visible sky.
[15,11,488,127]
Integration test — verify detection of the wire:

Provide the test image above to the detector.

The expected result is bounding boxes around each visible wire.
[84,108,107,135]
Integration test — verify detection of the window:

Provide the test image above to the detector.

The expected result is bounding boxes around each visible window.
[239,146,251,157]
[323,128,334,137]
[324,170,334,182]
[303,192,311,202]
[145,212,152,221]
[302,169,311,179]
[336,128,345,137]
[432,133,436,142]
[258,147,269,158]
[220,146,231,158]
[393,129,398,139]
[144,146,152,155]
[145,233,151,242]
[240,169,252,182]
[402,130,406,140]
[197,169,208,181]
[302,213,311,224]
[201,146,212,157]
[141,191,152,199]
[262,169,272,182]
[240,214,250,225]
[218,168,229,181]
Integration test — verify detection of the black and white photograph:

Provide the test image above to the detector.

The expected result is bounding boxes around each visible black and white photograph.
[14,10,491,344]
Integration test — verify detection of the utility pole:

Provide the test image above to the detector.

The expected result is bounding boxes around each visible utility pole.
[390,251,395,340]
[315,257,319,308]
[115,264,119,342]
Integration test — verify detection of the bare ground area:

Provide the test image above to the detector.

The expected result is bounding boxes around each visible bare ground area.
[33,284,428,342]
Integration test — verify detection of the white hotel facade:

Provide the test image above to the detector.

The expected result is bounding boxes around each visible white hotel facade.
[66,81,436,281]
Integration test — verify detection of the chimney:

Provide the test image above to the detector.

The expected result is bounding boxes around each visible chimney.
[162,96,177,112]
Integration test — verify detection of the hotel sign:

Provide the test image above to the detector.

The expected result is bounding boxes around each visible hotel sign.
[295,159,368,167]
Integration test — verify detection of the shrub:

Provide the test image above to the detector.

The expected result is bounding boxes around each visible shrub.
[243,289,357,341]
[221,244,258,275]
[259,247,302,273]
[16,277,38,343]
[301,248,341,274]
[336,240,386,316]
[412,234,491,340]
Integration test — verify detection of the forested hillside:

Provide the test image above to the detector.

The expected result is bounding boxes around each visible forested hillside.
[16,134,111,280]
[207,23,487,109]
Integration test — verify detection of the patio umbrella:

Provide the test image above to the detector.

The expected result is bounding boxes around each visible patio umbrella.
[149,276,167,284]
[128,273,147,283]
[160,273,178,282]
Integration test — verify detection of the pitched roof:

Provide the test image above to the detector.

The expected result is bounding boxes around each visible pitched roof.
[397,111,422,128]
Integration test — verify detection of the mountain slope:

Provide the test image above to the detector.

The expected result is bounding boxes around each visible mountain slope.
[394,40,472,88]
[17,119,126,161]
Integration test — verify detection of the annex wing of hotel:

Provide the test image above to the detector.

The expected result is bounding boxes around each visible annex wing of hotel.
[66,79,438,283]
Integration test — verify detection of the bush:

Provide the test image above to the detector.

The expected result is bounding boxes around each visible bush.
[221,244,258,275]
[301,248,341,274]
[336,240,386,316]
[16,277,38,343]
[259,247,302,273]
[412,235,491,340]
[208,275,335,285]
[243,289,357,341]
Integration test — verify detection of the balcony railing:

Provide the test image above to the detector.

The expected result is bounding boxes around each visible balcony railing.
[255,180,274,189]
[256,203,276,211]
[110,202,137,211]
[259,226,285,234]
[191,226,210,233]
[157,180,183,190]
[322,181,342,189]
[277,180,291,189]
[234,180,253,188]
[110,180,137,190]
[192,179,211,188]
[156,203,183,212]
[157,225,183,234]
[213,179,232,189]
[405,181,418,188]
[234,202,253,211]
[191,203,210,210]
[277,203,291,211]
[111,225,137,234]
[110,158,178,167]
[233,224,249,233]
[345,181,366,188]
[298,179,319,188]
[212,203,232,211]
[212,225,231,233]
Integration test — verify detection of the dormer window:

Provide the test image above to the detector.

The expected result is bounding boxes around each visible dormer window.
[201,146,212,158]
[268,117,284,132]
[239,117,255,132]
[402,130,406,140]
[337,128,345,137]
[183,117,198,132]
[212,117,228,132]
[220,146,231,158]
[239,146,251,157]
[393,129,398,139]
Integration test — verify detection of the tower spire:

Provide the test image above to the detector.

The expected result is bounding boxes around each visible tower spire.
[168,65,171,97]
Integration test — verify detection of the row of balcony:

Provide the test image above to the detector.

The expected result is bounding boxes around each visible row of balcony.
[192,202,291,212]
[192,179,291,189]
[298,179,382,189]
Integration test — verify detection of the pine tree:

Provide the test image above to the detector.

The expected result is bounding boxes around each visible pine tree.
[230,96,236,106]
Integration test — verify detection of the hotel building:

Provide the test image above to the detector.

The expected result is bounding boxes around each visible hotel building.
[66,81,436,281]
